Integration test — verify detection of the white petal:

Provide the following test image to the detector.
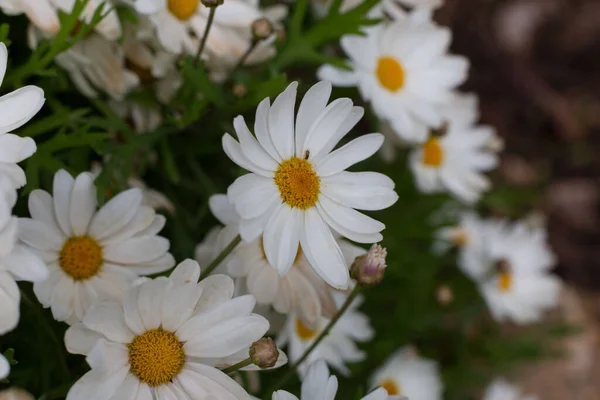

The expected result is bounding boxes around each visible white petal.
[110,374,141,400]
[0,271,19,334]
[161,282,203,332]
[134,0,163,14]
[317,65,358,87]
[49,274,75,322]
[0,134,36,163]
[263,204,300,276]
[315,107,364,163]
[98,206,155,246]
[295,81,331,157]
[170,259,201,284]
[268,82,298,159]
[322,173,398,211]
[232,179,279,220]
[0,43,6,86]
[302,98,353,160]
[0,217,17,257]
[69,172,97,236]
[234,115,278,171]
[88,188,143,241]
[65,323,104,355]
[208,194,239,226]
[53,169,75,237]
[122,283,145,335]
[66,368,128,400]
[137,278,169,330]
[300,209,349,289]
[86,339,128,374]
[4,243,49,282]
[123,252,175,275]
[82,301,134,344]
[222,134,272,178]
[28,189,59,229]
[0,86,45,134]
[254,97,281,162]
[194,274,235,314]
[18,218,64,250]
[134,214,166,237]
[176,363,248,400]
[316,133,383,176]
[0,354,9,380]
[103,236,170,264]
[317,197,384,243]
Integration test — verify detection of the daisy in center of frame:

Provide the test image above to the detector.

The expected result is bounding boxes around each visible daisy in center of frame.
[223,81,398,289]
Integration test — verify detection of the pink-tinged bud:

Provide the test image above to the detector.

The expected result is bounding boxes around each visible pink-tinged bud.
[351,244,387,286]
[249,337,279,369]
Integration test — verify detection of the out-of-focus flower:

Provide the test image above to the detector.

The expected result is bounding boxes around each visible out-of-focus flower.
[278,292,374,377]
[18,170,175,324]
[0,388,35,400]
[223,81,397,289]
[370,347,443,400]
[483,378,537,400]
[65,260,269,399]
[318,18,468,142]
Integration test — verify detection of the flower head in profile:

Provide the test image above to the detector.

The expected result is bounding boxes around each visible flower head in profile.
[18,170,175,324]
[278,291,374,377]
[370,347,443,400]
[461,218,561,324]
[409,93,500,203]
[273,360,402,400]
[483,378,537,400]
[195,194,365,328]
[318,17,468,142]
[65,259,271,399]
[223,81,398,289]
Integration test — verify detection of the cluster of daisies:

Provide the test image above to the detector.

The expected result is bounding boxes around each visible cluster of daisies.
[0,0,563,399]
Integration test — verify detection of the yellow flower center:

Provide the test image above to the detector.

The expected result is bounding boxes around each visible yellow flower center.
[451,228,468,247]
[128,328,185,387]
[59,236,103,281]
[497,271,512,292]
[295,318,318,340]
[167,0,199,20]
[381,379,401,395]
[274,157,320,209]
[376,56,405,92]
[421,137,444,167]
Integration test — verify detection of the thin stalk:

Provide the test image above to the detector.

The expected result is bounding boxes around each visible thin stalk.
[221,357,253,375]
[194,6,217,66]
[199,234,241,280]
[231,41,258,75]
[269,285,362,392]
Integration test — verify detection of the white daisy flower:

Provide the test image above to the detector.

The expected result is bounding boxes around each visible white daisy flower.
[462,218,561,324]
[273,360,401,400]
[408,93,500,203]
[483,379,537,400]
[0,387,34,400]
[64,259,270,400]
[278,291,373,377]
[370,347,443,400]
[433,211,487,256]
[223,81,398,289]
[0,0,60,34]
[18,169,175,324]
[195,194,364,328]
[0,43,44,190]
[317,17,468,143]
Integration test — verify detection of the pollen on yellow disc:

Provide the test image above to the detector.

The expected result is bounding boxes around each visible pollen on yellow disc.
[381,379,401,395]
[376,56,405,92]
[274,157,320,209]
[295,318,318,340]
[498,271,512,292]
[59,236,103,281]
[128,328,185,387]
[421,137,444,167]
[167,0,199,20]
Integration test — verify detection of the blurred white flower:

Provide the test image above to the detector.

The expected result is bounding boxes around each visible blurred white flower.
[195,194,365,328]
[408,93,500,203]
[462,218,561,324]
[65,259,269,400]
[483,379,537,400]
[273,360,401,400]
[370,347,443,400]
[318,17,468,143]
[278,291,374,377]
[223,81,397,289]
[433,211,488,256]
[0,388,34,400]
[18,170,175,324]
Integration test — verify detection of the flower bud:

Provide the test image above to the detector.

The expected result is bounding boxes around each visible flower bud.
[232,83,248,98]
[436,284,453,305]
[201,0,223,7]
[251,18,274,41]
[249,337,279,369]
[351,244,387,286]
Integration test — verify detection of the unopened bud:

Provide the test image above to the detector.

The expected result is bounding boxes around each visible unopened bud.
[201,0,223,7]
[249,337,279,369]
[233,83,248,98]
[351,244,387,286]
[436,284,453,305]
[252,18,274,41]
[0,388,34,400]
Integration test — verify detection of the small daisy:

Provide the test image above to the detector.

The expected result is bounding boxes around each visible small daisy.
[273,360,401,400]
[317,17,468,142]
[370,347,443,400]
[0,388,34,400]
[483,379,537,400]
[278,291,374,377]
[223,81,398,289]
[433,211,487,256]
[64,259,270,399]
[195,194,364,328]
[0,43,44,190]
[462,218,561,324]
[18,169,175,324]
[408,93,500,203]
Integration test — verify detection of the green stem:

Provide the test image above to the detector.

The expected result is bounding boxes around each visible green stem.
[194,6,217,66]
[199,234,241,280]
[269,284,362,392]
[230,40,258,75]
[221,357,253,375]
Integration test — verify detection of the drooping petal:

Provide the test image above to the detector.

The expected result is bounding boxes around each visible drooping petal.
[0,134,36,163]
[0,86,45,134]
[262,204,300,276]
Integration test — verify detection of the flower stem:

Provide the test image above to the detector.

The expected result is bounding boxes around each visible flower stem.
[221,357,253,375]
[194,5,218,66]
[231,41,258,75]
[199,234,241,280]
[270,284,362,392]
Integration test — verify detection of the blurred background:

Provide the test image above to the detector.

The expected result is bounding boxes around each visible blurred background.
[442,0,600,397]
